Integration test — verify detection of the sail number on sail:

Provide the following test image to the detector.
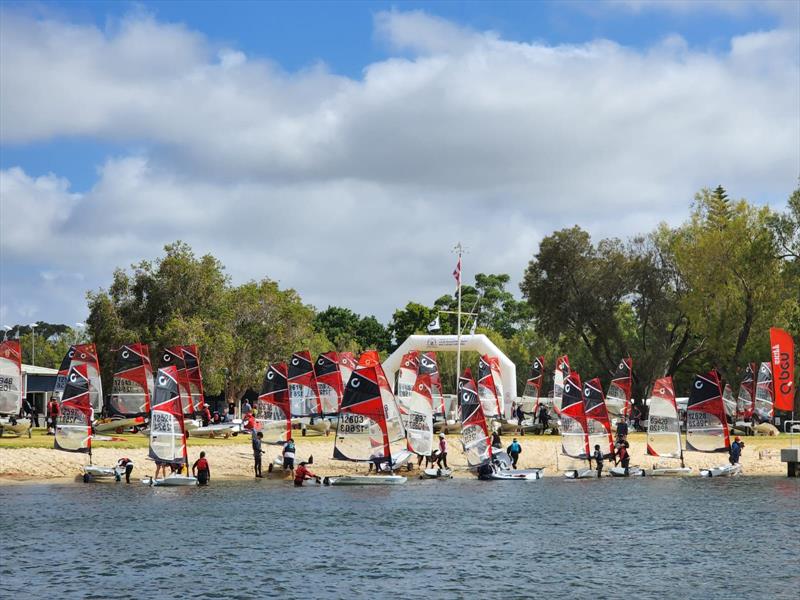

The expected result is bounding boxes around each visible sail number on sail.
[339,414,368,434]
[0,376,14,392]
[648,416,672,432]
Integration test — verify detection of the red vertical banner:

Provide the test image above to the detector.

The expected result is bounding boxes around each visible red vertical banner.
[770,327,795,412]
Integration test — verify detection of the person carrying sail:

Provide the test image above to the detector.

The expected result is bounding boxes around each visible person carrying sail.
[615,440,630,476]
[729,436,745,465]
[590,444,604,477]
[294,461,319,487]
[507,438,522,468]
[192,451,211,485]
[252,431,265,478]
[282,437,296,477]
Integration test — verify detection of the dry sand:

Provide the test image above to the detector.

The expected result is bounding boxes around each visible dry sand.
[0,432,793,483]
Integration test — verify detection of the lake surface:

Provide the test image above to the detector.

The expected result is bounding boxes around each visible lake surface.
[1,476,797,599]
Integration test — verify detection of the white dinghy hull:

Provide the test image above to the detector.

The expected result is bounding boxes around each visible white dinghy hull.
[83,465,121,480]
[700,463,742,477]
[648,466,693,476]
[325,475,407,486]
[563,468,598,480]
[488,468,543,481]
[420,468,453,479]
[609,466,646,477]
[141,475,199,487]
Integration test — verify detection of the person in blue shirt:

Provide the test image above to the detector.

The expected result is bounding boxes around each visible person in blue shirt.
[507,438,522,468]
[729,436,745,465]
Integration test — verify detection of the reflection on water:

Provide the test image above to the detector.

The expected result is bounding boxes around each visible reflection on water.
[0,476,797,599]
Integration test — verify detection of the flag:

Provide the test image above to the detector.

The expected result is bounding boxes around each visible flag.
[770,327,795,412]
[469,318,477,335]
[453,256,461,287]
[427,316,441,333]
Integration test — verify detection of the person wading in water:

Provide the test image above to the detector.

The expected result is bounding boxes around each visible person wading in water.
[294,461,319,486]
[192,451,210,485]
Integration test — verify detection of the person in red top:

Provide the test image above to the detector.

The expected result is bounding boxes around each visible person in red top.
[192,451,210,485]
[294,461,318,487]
[47,396,60,435]
[615,440,630,476]
[200,405,212,427]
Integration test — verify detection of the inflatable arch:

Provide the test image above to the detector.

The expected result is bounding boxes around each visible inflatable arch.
[382,334,517,410]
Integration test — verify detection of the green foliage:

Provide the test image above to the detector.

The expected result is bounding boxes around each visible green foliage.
[389,302,434,346]
[313,306,391,352]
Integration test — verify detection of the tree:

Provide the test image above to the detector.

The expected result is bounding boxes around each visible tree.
[313,307,361,349]
[389,302,433,346]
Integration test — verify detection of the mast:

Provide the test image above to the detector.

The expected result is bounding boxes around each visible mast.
[454,242,463,407]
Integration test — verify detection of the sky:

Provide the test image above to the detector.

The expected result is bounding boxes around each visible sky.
[1,0,798,329]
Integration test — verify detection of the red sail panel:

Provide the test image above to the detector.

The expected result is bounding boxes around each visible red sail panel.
[356,350,382,370]
[183,345,205,412]
[288,350,321,416]
[161,347,194,416]
[552,355,571,416]
[0,340,23,415]
[459,369,492,467]
[477,354,502,418]
[333,366,391,463]
[314,351,344,415]
[338,352,356,389]
[396,350,420,405]
[66,343,103,414]
[560,372,589,459]
[419,351,445,415]
[686,370,730,453]
[583,377,614,458]
[770,327,795,412]
[54,364,93,454]
[257,362,291,444]
[521,355,545,415]
[109,343,153,418]
[606,357,633,421]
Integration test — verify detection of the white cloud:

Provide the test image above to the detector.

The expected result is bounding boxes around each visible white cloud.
[0,8,797,327]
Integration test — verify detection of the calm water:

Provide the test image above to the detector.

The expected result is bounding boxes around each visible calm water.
[1,476,797,599]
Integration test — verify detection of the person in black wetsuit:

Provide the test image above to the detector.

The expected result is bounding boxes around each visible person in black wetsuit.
[538,404,549,434]
[590,444,604,477]
[252,431,264,478]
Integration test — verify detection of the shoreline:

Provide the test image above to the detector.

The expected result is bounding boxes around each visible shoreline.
[1,433,794,483]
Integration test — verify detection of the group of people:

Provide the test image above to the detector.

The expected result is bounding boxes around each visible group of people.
[251,432,319,486]
[509,402,551,435]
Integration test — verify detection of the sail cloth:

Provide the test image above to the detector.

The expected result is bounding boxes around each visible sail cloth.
[583,377,614,458]
[288,351,321,417]
[754,362,774,423]
[52,345,74,401]
[256,362,291,444]
[160,347,194,416]
[108,343,153,418]
[374,360,407,460]
[0,340,23,415]
[606,357,633,422]
[356,350,382,369]
[722,383,736,425]
[54,364,93,454]
[338,352,357,390]
[686,370,730,453]
[334,366,396,463]
[419,352,445,416]
[477,355,502,419]
[183,345,205,413]
[149,366,188,465]
[487,356,505,415]
[520,355,545,415]
[737,363,756,422]
[552,355,570,416]
[560,372,589,459]
[646,376,682,458]
[395,351,420,406]
[770,327,795,412]
[53,344,104,414]
[406,373,434,456]
[314,352,344,415]
[459,370,492,468]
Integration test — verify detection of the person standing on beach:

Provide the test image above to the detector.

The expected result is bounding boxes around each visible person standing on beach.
[192,451,210,485]
[491,430,502,450]
[47,396,60,435]
[242,399,252,418]
[30,400,40,428]
[616,418,629,443]
[437,433,448,469]
[537,404,549,434]
[252,431,265,478]
[590,444,604,477]
[507,438,522,468]
[515,404,525,435]
[729,436,745,465]
[282,437,296,477]
[200,404,211,427]
[615,440,630,475]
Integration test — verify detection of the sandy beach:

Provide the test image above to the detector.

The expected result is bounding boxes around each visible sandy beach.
[0,431,794,483]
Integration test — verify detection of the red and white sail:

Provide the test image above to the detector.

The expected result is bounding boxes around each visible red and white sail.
[338,352,357,389]
[183,345,205,413]
[477,354,502,419]
[356,350,382,369]
[552,355,570,416]
[721,382,736,425]
[54,364,93,454]
[459,369,492,468]
[520,355,545,415]
[160,347,194,416]
[314,352,344,415]
[395,350,420,408]
[148,366,188,465]
[686,370,730,453]
[108,343,153,419]
[256,362,291,444]
[736,363,756,423]
[0,340,23,416]
[754,362,774,423]
[419,351,445,416]
[54,343,104,414]
[606,357,632,422]
[405,373,434,456]
[288,350,321,417]
[560,372,589,459]
[583,377,614,458]
[646,376,682,458]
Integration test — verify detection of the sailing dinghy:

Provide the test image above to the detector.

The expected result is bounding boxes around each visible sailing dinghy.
[686,370,740,477]
[0,340,31,437]
[142,366,197,486]
[559,373,596,479]
[645,377,691,476]
[328,366,407,485]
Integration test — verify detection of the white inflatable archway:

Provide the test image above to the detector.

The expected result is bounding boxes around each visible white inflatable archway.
[382,334,517,408]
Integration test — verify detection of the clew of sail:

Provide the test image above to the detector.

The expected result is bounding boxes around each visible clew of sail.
[334,366,396,463]
[583,377,614,458]
[419,351,445,416]
[406,373,434,456]
[736,363,756,423]
[314,352,344,415]
[754,362,774,423]
[459,369,492,468]
[160,347,194,417]
[605,357,632,423]
[54,364,93,454]
[477,354,502,419]
[256,362,291,444]
[149,366,188,465]
[0,340,23,416]
[646,376,682,458]
[395,350,420,411]
[560,372,589,459]
[108,343,153,418]
[288,351,321,417]
[552,355,570,416]
[686,370,730,453]
[520,355,545,416]
[183,345,205,413]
